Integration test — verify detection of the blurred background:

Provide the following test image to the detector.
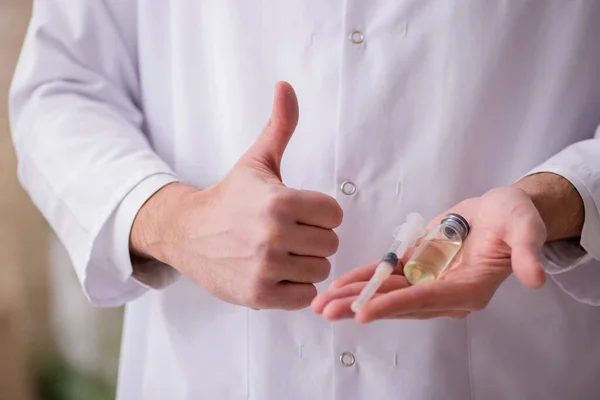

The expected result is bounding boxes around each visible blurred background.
[1,1,122,399]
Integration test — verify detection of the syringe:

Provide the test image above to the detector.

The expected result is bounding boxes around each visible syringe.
[351,213,425,313]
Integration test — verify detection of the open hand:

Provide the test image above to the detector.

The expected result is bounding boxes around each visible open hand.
[312,186,547,322]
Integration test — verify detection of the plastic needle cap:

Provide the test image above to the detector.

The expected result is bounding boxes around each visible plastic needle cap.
[351,213,425,313]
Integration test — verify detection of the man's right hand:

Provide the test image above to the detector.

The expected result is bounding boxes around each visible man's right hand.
[130,81,343,310]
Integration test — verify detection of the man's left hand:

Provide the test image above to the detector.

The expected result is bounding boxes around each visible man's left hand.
[312,186,548,323]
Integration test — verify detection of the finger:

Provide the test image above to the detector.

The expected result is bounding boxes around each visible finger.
[270,282,317,311]
[312,276,409,314]
[286,189,343,229]
[506,207,547,288]
[312,285,361,314]
[356,281,476,323]
[240,81,299,180]
[288,224,339,257]
[377,310,471,321]
[324,293,413,321]
[281,255,331,284]
[322,294,392,320]
[322,300,469,321]
[323,297,358,320]
[328,261,379,289]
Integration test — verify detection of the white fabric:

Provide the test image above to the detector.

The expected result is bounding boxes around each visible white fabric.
[9,1,600,399]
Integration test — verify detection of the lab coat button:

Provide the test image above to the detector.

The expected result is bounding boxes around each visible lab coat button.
[340,352,356,367]
[341,181,357,195]
[350,31,365,44]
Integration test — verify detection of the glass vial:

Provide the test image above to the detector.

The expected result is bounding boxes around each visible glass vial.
[403,213,470,285]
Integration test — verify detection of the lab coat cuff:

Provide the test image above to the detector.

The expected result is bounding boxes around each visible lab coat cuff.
[520,161,600,306]
[112,173,182,290]
[524,165,600,269]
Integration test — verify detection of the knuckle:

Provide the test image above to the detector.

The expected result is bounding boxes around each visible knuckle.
[310,230,339,256]
[327,198,344,227]
[245,280,271,309]
[297,258,329,283]
[313,258,332,283]
[328,231,340,254]
[252,248,284,281]
[284,286,317,311]
[256,225,285,252]
[254,259,277,280]
[264,189,292,217]
[311,192,343,227]
[335,207,344,227]
[302,287,318,307]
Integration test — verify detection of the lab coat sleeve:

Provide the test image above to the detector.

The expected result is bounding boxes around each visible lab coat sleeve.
[9,0,179,307]
[525,126,600,306]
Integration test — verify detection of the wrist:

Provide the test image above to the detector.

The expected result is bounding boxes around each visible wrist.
[512,172,584,242]
[130,182,200,262]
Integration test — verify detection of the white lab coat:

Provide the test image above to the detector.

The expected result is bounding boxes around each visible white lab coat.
[9,1,600,399]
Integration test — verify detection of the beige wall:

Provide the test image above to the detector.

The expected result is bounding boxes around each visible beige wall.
[1,2,125,398]
[1,1,51,399]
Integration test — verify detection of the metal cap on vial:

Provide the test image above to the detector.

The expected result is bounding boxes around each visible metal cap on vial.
[441,213,470,241]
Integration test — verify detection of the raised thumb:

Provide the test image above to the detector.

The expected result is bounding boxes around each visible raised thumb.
[243,81,299,180]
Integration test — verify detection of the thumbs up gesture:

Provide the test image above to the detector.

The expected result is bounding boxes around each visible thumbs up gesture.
[131,82,343,310]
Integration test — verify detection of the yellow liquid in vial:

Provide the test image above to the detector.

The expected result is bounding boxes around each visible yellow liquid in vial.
[404,239,461,285]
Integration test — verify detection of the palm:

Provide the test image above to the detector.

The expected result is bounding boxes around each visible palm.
[437,198,512,287]
[312,187,547,322]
